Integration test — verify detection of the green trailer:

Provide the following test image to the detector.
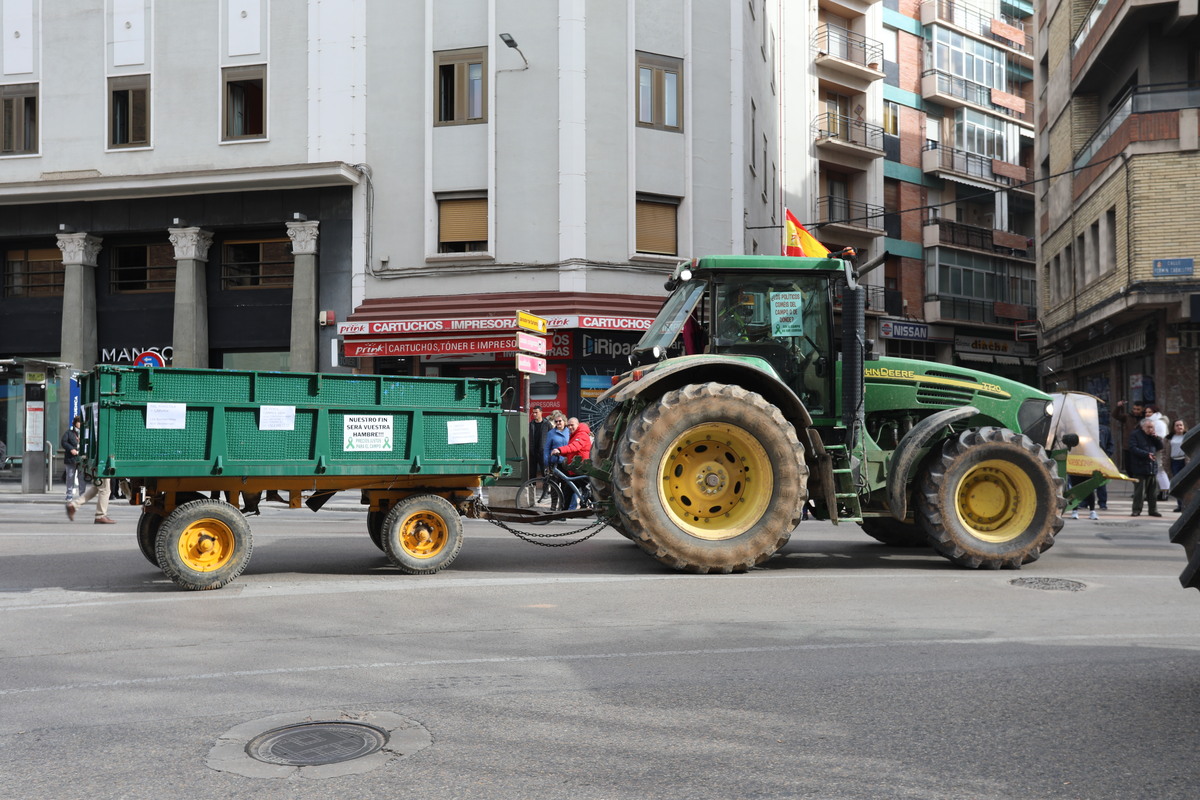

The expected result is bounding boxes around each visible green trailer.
[79,365,511,590]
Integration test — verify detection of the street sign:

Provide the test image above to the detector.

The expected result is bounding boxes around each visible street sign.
[516,353,547,375]
[516,310,548,334]
[516,331,547,355]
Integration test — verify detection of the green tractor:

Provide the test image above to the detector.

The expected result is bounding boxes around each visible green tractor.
[588,253,1118,573]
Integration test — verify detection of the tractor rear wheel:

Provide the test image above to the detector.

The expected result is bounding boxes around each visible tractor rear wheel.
[1168,424,1200,588]
[916,426,1063,569]
[381,494,463,575]
[859,517,929,548]
[156,498,254,590]
[612,382,807,573]
[591,407,634,540]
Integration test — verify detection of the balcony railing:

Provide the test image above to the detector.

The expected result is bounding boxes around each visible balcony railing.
[812,24,884,69]
[922,69,1030,122]
[833,284,904,316]
[813,113,885,152]
[1073,81,1200,170]
[1071,0,1109,55]
[926,295,1034,325]
[923,143,1028,186]
[922,213,1033,259]
[815,196,886,230]
[924,0,1032,54]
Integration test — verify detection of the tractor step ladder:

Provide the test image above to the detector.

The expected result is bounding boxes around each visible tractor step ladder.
[825,444,863,523]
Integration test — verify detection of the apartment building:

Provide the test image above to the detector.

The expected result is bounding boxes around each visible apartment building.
[0,1,785,458]
[1035,0,1200,439]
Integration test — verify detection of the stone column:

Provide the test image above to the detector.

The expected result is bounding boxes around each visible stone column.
[169,227,214,368]
[286,220,320,373]
[57,233,103,374]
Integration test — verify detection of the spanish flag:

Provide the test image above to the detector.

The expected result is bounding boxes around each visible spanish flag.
[784,209,830,258]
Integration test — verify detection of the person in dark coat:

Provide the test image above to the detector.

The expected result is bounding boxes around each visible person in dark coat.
[1128,417,1163,517]
[528,406,551,478]
[61,416,83,501]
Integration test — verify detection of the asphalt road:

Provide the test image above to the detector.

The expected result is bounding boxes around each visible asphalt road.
[2,500,1199,799]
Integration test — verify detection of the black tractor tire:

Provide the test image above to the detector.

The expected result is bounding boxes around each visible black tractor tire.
[916,426,1064,569]
[156,498,254,591]
[859,517,929,548]
[1168,423,1200,589]
[590,407,634,540]
[367,509,387,551]
[137,492,206,567]
[381,494,464,575]
[612,382,807,573]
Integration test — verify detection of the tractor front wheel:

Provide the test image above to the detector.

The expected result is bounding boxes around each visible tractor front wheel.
[613,383,807,573]
[916,427,1063,569]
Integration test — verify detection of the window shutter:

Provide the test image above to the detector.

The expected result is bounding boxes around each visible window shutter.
[439,198,488,243]
[131,88,148,143]
[636,200,677,255]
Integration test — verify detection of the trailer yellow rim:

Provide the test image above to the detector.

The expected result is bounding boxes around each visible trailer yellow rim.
[955,459,1036,543]
[659,422,772,541]
[398,511,449,559]
[176,518,237,572]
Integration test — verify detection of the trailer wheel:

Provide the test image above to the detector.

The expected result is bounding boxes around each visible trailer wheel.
[613,382,806,573]
[367,509,387,551]
[382,494,463,575]
[858,518,929,548]
[137,492,207,567]
[917,427,1064,569]
[155,499,254,590]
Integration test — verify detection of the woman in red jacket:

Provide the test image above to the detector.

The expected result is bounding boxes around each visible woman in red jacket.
[551,418,593,509]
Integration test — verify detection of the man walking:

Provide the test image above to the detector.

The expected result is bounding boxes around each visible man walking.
[1128,417,1163,517]
[61,416,84,501]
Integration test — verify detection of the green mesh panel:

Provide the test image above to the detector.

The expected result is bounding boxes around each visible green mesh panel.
[422,414,497,463]
[122,369,252,404]
[226,408,317,461]
[111,406,211,461]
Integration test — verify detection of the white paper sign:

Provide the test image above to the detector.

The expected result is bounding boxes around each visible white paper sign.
[259,405,296,431]
[343,415,393,451]
[447,419,478,445]
[146,402,187,429]
[770,291,805,337]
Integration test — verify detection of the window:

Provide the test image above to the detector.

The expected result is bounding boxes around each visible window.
[954,108,1007,159]
[4,248,63,297]
[438,196,489,253]
[750,99,757,174]
[223,65,266,140]
[1,83,38,155]
[109,75,150,148]
[221,239,293,289]
[436,48,487,125]
[932,27,1007,91]
[111,244,175,292]
[1103,207,1117,274]
[637,52,683,131]
[636,196,678,255]
[883,101,899,135]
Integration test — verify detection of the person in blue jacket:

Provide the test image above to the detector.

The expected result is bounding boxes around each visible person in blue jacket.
[542,413,570,503]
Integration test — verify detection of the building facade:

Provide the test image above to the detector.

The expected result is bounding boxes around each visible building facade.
[1035,0,1200,455]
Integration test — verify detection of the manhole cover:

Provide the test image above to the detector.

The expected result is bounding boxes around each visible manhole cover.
[1009,577,1087,592]
[246,721,388,766]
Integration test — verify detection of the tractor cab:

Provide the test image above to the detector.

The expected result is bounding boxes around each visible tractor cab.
[632,256,846,417]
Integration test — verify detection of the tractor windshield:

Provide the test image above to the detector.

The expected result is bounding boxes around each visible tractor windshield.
[635,279,707,353]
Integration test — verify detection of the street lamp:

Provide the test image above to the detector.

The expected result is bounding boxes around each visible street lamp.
[498,32,528,70]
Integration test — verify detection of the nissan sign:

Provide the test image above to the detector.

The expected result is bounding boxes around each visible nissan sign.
[879,320,929,340]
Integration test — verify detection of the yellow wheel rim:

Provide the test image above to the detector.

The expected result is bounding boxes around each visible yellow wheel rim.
[176,518,236,572]
[956,459,1036,543]
[658,422,773,541]
[399,511,448,559]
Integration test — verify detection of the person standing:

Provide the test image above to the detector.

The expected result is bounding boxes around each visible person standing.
[1128,417,1163,517]
[528,406,551,479]
[61,416,84,502]
[1168,419,1190,512]
[1114,400,1144,473]
[552,418,593,510]
[1146,404,1170,498]
[1096,414,1114,510]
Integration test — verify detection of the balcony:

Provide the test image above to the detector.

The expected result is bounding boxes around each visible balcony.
[814,196,886,238]
[812,25,885,84]
[920,70,1031,123]
[813,113,886,166]
[1073,82,1200,170]
[922,143,1032,189]
[922,215,1033,260]
[920,0,1033,59]
[924,295,1035,327]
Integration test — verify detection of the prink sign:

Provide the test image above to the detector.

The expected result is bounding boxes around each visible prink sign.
[101,346,173,366]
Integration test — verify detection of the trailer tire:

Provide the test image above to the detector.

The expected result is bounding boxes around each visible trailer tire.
[156,499,254,590]
[613,382,806,573]
[917,426,1064,569]
[382,494,463,575]
[367,509,387,551]
[859,517,929,548]
[137,492,207,567]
